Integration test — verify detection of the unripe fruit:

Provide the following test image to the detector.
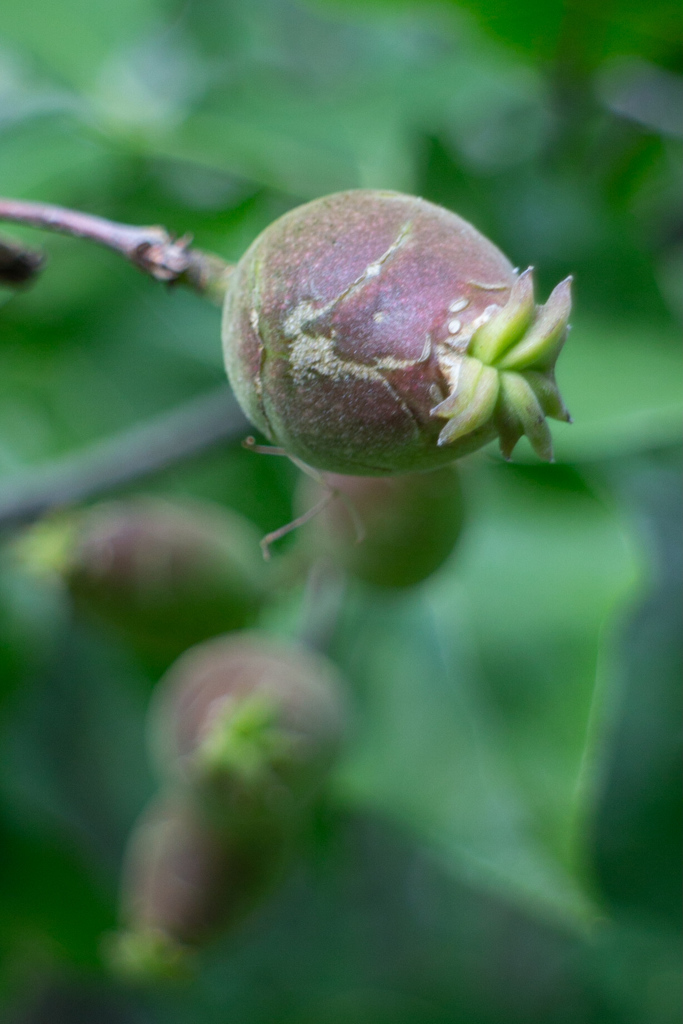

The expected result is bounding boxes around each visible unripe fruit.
[20,498,268,662]
[222,189,572,475]
[119,797,231,946]
[107,794,284,977]
[296,466,465,588]
[149,633,347,835]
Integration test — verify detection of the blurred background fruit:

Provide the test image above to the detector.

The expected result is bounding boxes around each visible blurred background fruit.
[149,632,348,833]
[295,466,466,588]
[108,631,348,980]
[106,792,287,980]
[14,497,269,667]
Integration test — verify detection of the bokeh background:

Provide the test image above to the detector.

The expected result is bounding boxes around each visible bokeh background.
[0,0,681,1021]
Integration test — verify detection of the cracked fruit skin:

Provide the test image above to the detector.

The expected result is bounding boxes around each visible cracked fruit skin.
[222,189,572,475]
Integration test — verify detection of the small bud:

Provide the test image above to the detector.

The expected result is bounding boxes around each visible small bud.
[295,466,465,588]
[149,634,347,834]
[106,794,284,977]
[20,498,268,663]
[222,190,572,471]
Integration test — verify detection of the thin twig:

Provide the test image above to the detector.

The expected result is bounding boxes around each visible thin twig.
[0,198,233,304]
[0,387,249,532]
[260,490,335,560]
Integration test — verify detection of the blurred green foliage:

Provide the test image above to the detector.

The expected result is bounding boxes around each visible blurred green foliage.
[0,0,680,1020]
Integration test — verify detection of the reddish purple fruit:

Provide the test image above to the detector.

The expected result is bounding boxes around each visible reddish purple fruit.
[118,797,234,946]
[107,794,285,977]
[222,190,572,474]
[149,633,347,834]
[26,497,268,662]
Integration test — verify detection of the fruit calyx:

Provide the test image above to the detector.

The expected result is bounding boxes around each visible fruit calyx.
[430,269,572,461]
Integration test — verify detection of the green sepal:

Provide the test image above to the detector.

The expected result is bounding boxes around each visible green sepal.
[429,272,571,460]
[494,396,525,461]
[193,692,293,785]
[469,268,535,365]
[497,276,572,371]
[103,927,193,982]
[499,372,554,461]
[11,514,80,578]
[523,369,572,423]
[432,358,500,446]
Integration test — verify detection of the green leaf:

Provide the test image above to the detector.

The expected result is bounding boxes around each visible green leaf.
[0,0,161,90]
[332,460,641,928]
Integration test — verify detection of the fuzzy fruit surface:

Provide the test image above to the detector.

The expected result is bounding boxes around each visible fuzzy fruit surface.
[222,190,571,474]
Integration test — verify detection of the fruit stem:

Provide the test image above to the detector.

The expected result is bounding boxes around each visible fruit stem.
[0,198,233,303]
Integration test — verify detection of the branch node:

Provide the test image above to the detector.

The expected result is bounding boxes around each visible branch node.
[0,235,47,288]
[0,199,233,302]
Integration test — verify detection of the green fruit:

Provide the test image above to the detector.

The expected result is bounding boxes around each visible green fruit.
[222,189,572,475]
[296,466,465,588]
